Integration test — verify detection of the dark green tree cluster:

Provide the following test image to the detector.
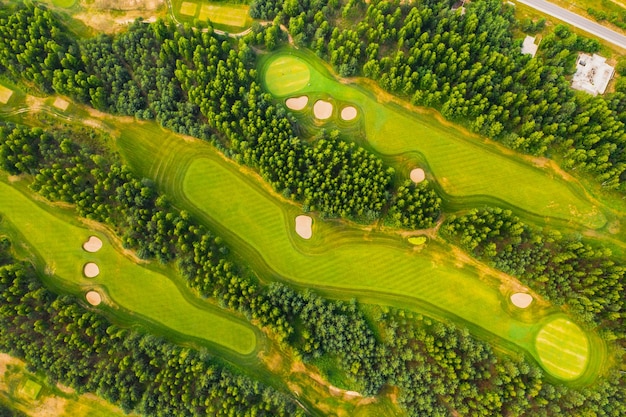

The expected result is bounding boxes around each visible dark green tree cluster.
[0,403,27,417]
[0,249,303,417]
[442,207,624,336]
[254,0,626,191]
[385,179,441,229]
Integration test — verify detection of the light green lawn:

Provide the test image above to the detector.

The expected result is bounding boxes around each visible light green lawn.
[179,1,198,16]
[262,52,606,229]
[0,181,257,356]
[535,318,589,380]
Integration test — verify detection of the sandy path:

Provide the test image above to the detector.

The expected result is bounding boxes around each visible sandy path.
[286,96,308,110]
[511,292,533,308]
[82,236,103,252]
[295,215,312,239]
[83,263,100,278]
[340,106,357,121]
[410,168,425,183]
[313,100,333,120]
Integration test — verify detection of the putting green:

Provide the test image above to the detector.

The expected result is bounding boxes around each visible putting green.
[535,318,589,380]
[261,51,606,229]
[0,84,13,104]
[264,55,311,96]
[0,180,258,356]
[115,120,602,379]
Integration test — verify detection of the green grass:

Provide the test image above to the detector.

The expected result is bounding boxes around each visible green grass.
[264,55,311,96]
[0,84,13,104]
[51,0,76,8]
[535,317,590,380]
[114,120,603,380]
[198,3,250,27]
[408,236,427,245]
[0,179,258,356]
[20,379,42,400]
[260,50,607,230]
[179,1,198,16]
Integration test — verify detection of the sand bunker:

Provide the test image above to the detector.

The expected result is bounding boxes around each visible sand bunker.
[82,236,103,253]
[53,97,69,111]
[286,96,308,111]
[313,100,333,120]
[83,263,100,278]
[511,293,533,308]
[85,291,102,306]
[295,215,313,239]
[341,106,357,121]
[410,168,426,183]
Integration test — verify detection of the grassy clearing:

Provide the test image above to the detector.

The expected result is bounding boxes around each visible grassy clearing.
[260,50,607,230]
[535,317,590,380]
[198,3,250,27]
[0,179,258,356]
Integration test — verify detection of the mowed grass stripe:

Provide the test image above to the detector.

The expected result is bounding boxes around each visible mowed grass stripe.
[0,181,258,356]
[261,51,605,229]
[535,318,589,380]
[182,158,536,349]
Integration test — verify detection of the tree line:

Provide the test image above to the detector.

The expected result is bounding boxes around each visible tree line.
[254,0,626,191]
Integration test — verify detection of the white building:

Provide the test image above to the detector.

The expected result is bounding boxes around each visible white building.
[571,53,615,96]
[521,35,539,58]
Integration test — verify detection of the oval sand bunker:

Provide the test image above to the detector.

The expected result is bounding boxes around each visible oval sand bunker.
[295,215,313,239]
[82,236,103,253]
[410,168,426,183]
[341,106,357,121]
[83,263,100,278]
[313,100,333,120]
[511,292,533,308]
[286,96,308,111]
[86,291,102,306]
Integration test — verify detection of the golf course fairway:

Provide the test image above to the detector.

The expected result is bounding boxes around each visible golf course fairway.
[0,180,258,356]
[261,51,606,230]
[115,120,598,382]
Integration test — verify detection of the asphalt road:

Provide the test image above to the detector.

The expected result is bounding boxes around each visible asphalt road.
[515,0,626,50]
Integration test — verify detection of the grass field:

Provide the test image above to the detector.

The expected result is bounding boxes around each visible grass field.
[0,180,258,356]
[115,119,602,381]
[535,317,590,380]
[0,85,13,104]
[261,51,607,230]
[198,3,249,27]
[179,1,198,16]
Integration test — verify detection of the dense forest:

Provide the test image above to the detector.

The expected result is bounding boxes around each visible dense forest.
[253,0,626,191]
[0,1,624,416]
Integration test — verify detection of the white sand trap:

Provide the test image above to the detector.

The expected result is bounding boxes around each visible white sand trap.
[410,168,426,183]
[82,236,103,253]
[511,293,533,308]
[83,262,100,278]
[85,291,102,306]
[53,97,69,111]
[295,215,313,239]
[341,106,357,121]
[286,96,308,111]
[313,100,333,120]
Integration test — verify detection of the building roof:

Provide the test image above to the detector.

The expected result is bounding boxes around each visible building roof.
[571,53,615,96]
[521,35,539,57]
